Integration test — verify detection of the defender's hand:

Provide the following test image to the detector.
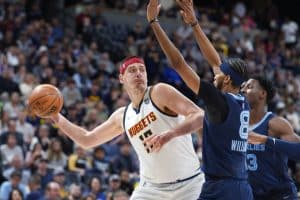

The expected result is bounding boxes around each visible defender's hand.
[147,0,161,22]
[176,0,197,25]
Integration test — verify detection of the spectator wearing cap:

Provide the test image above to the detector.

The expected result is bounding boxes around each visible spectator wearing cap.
[90,146,112,177]
[26,175,43,200]
[36,157,53,189]
[0,170,28,200]
[107,174,121,196]
[52,168,68,199]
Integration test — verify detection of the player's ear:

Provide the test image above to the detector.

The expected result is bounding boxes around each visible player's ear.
[224,75,231,84]
[260,90,267,101]
[119,74,124,84]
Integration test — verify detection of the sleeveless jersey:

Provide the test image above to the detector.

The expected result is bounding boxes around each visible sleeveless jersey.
[247,112,296,195]
[123,87,200,183]
[202,93,250,180]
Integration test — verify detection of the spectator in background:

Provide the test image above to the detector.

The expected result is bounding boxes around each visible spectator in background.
[46,138,67,170]
[0,119,24,147]
[36,158,52,190]
[67,145,92,181]
[113,140,138,174]
[106,175,121,200]
[3,92,24,118]
[19,73,35,98]
[0,68,20,95]
[0,171,28,200]
[16,109,35,147]
[30,124,51,151]
[25,175,43,200]
[119,169,134,196]
[112,190,129,200]
[0,133,24,167]
[63,183,82,200]
[62,78,82,107]
[52,168,68,199]
[281,17,298,48]
[3,155,31,185]
[40,181,61,200]
[25,142,46,172]
[84,176,106,200]
[8,188,23,200]
[90,146,112,177]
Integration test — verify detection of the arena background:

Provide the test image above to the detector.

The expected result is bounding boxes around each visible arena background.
[0,0,300,199]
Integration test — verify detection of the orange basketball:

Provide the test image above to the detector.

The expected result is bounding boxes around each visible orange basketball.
[28,84,63,118]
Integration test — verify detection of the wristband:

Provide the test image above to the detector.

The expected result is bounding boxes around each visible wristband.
[149,18,159,24]
[190,21,198,27]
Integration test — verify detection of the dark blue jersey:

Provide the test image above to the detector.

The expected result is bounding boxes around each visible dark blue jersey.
[202,93,250,180]
[247,112,296,196]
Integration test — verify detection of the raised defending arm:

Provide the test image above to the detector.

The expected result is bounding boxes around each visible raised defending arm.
[176,0,222,74]
[147,0,200,94]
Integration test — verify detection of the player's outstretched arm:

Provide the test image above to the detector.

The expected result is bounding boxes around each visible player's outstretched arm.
[147,0,200,94]
[249,131,300,161]
[176,0,222,74]
[269,116,300,142]
[144,83,204,152]
[50,107,125,149]
[266,138,300,161]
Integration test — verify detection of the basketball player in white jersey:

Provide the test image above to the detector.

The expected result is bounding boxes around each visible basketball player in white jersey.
[49,56,205,200]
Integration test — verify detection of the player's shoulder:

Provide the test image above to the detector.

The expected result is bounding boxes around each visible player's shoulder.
[151,83,177,97]
[111,106,127,119]
[268,115,293,135]
[152,82,174,91]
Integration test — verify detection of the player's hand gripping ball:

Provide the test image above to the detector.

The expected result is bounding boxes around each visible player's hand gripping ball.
[28,84,63,118]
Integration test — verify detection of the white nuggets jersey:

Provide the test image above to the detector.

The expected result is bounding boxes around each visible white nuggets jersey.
[123,87,200,184]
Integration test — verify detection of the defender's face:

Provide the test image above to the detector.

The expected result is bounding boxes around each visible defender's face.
[241,79,264,106]
[119,63,147,90]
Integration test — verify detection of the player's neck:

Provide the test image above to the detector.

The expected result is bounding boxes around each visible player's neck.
[250,104,267,125]
[223,85,240,94]
[128,87,147,109]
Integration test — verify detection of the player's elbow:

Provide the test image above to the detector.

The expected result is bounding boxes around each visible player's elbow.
[193,110,205,128]
[76,134,94,150]
[169,55,186,70]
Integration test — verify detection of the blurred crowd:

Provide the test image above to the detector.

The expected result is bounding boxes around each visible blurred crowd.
[0,0,300,199]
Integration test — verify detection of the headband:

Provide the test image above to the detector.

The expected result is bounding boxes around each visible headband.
[220,62,245,86]
[119,57,145,74]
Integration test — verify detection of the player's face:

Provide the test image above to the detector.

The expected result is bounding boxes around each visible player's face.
[213,73,225,90]
[241,79,264,106]
[119,63,147,90]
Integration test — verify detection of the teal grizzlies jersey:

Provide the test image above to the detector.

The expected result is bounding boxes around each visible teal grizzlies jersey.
[202,93,250,180]
[247,112,297,198]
